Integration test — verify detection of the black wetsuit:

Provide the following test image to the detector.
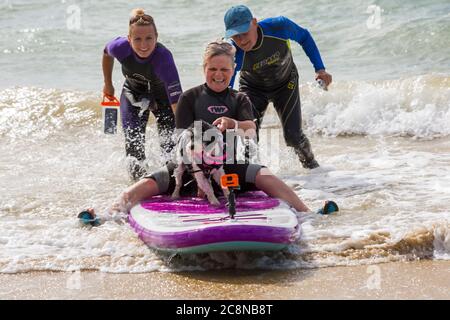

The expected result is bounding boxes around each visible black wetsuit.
[175,83,253,128]
[231,16,326,168]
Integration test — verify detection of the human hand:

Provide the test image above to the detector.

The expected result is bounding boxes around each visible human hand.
[315,70,332,88]
[212,117,237,132]
[103,83,115,98]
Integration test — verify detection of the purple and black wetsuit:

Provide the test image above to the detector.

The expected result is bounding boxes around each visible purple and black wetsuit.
[104,37,182,179]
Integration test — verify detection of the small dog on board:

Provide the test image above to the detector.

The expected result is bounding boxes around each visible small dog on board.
[172,121,229,206]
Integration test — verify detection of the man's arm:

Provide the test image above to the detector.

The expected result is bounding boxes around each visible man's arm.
[280,16,325,71]
[277,16,332,87]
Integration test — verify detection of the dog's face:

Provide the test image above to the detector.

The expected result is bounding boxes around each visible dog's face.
[175,120,225,168]
[172,121,230,205]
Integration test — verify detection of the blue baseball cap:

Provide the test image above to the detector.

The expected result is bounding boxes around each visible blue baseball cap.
[224,5,253,38]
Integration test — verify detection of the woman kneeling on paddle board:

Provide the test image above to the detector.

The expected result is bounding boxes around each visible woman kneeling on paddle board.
[90,40,311,219]
[102,8,182,180]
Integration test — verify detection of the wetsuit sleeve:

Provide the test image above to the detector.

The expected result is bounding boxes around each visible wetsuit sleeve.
[103,37,131,63]
[229,43,243,89]
[157,49,183,105]
[175,91,195,129]
[275,16,325,72]
[235,93,255,121]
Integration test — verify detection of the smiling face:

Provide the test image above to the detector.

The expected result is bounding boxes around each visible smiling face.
[231,18,258,52]
[204,54,234,93]
[128,24,157,59]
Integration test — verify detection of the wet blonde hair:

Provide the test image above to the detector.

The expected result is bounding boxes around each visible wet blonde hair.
[203,40,236,69]
[129,8,158,36]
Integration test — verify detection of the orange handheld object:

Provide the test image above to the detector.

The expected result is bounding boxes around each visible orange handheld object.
[221,174,240,189]
[101,94,120,107]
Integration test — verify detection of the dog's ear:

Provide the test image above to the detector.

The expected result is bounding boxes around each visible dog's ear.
[174,129,193,163]
[201,120,215,132]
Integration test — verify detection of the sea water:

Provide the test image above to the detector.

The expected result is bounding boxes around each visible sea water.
[0,0,449,273]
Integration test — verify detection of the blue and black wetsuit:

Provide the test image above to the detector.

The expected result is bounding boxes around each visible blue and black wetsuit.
[104,37,182,179]
[230,16,325,168]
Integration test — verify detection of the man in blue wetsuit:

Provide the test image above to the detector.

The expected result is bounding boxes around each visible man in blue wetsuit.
[224,5,332,169]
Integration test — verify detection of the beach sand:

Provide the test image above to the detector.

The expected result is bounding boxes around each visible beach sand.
[1,260,449,300]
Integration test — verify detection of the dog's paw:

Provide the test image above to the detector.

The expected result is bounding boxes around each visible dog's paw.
[207,195,221,206]
[171,192,180,200]
[210,200,221,207]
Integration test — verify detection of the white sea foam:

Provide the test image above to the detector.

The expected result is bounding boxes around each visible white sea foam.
[301,75,450,138]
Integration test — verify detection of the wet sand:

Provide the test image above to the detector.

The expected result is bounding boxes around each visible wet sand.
[1,260,449,300]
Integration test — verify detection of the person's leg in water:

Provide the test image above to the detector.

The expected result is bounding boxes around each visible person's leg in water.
[120,94,150,181]
[108,162,179,214]
[237,89,269,163]
[255,167,310,212]
[240,87,269,141]
[272,71,319,169]
[112,178,160,213]
[152,104,176,161]
[224,163,310,213]
[84,177,160,218]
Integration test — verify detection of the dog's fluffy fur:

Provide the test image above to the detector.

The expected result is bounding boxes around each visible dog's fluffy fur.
[171,121,229,205]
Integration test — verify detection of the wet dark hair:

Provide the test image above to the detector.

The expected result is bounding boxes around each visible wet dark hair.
[129,8,158,36]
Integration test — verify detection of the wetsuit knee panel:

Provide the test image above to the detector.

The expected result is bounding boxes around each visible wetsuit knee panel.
[245,164,265,184]
[144,166,171,194]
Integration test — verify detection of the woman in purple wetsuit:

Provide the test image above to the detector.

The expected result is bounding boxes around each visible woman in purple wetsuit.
[102,8,183,181]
